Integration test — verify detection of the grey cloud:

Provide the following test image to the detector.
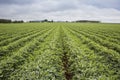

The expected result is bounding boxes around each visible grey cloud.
[0,0,120,23]
[0,0,34,5]
[78,0,120,10]
[34,0,79,12]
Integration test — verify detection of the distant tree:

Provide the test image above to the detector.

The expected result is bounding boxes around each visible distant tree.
[51,20,54,22]
[19,20,23,23]
[29,21,40,23]
[66,21,69,22]
[41,19,48,22]
[29,19,54,23]
[44,19,48,22]
[75,20,100,23]
[0,19,12,23]
[13,20,24,23]
[48,20,54,23]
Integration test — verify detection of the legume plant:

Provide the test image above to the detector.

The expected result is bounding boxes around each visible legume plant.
[0,23,120,80]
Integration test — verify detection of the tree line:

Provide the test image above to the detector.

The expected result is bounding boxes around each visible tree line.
[75,20,100,23]
[0,19,24,23]
[0,19,100,23]
[29,19,53,23]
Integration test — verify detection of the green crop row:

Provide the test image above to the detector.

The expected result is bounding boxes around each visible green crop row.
[0,23,120,80]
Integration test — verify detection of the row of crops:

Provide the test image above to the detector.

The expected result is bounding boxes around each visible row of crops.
[0,23,120,80]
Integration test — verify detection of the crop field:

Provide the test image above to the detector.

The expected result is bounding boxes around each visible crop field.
[0,23,120,80]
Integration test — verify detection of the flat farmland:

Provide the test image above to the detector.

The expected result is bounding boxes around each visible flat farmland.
[0,23,120,80]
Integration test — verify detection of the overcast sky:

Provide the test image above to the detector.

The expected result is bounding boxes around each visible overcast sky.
[0,0,120,23]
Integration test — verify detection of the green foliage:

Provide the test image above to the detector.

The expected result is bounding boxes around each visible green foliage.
[0,23,120,80]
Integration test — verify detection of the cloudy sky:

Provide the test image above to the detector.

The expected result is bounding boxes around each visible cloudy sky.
[0,0,120,23]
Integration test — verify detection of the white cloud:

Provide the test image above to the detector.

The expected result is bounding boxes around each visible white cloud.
[0,0,120,23]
